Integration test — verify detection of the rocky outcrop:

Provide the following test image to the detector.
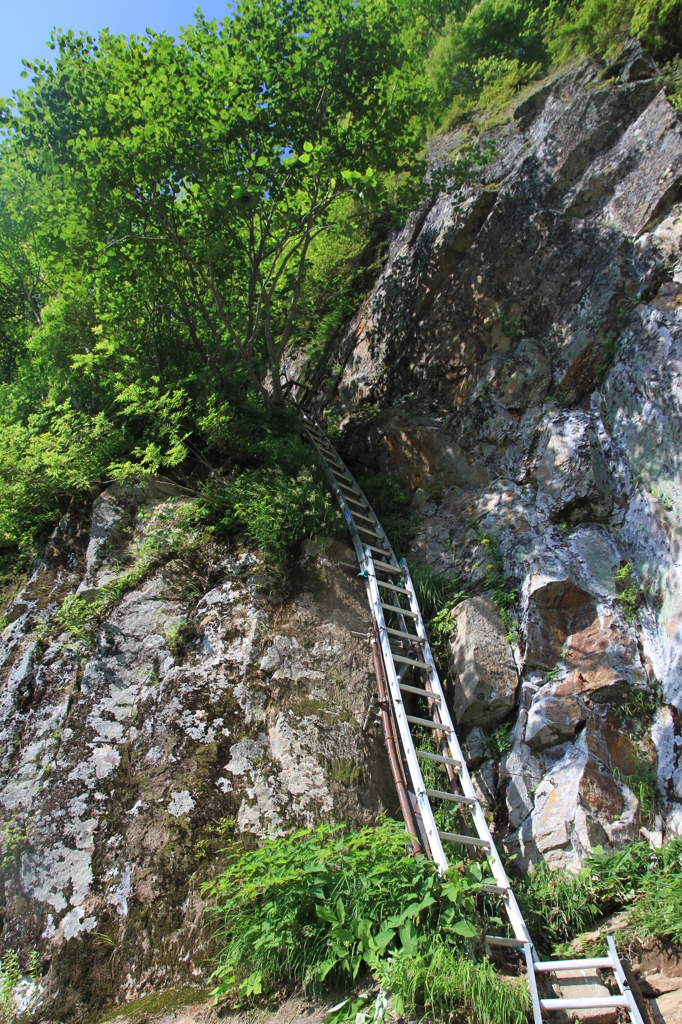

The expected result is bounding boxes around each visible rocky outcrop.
[315,57,682,871]
[448,596,518,726]
[0,514,395,1018]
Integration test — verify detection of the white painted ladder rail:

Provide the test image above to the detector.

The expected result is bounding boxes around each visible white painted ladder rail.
[301,413,646,1024]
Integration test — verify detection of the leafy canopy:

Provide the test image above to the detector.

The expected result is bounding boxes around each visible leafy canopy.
[3,0,473,409]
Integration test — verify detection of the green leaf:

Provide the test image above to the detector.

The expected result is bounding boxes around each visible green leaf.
[451,920,477,938]
[399,920,418,955]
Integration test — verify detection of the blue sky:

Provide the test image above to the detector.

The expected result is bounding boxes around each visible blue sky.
[1,0,231,101]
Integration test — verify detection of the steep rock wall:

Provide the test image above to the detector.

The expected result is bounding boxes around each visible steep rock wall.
[316,57,682,870]
[0,497,396,1018]
[3,53,682,1019]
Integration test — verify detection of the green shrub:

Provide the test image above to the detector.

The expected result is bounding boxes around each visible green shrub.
[222,467,343,560]
[205,820,487,1001]
[631,0,682,56]
[357,475,415,555]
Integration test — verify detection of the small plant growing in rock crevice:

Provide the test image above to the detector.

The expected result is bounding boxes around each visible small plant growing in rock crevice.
[164,620,201,660]
[478,533,519,643]
[0,948,40,1024]
[614,562,645,622]
[489,721,513,759]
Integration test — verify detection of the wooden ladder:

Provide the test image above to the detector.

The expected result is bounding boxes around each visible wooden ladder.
[302,413,646,1024]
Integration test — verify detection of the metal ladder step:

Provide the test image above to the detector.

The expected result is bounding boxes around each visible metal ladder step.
[406,714,451,732]
[353,511,379,525]
[385,625,424,643]
[398,681,441,699]
[424,788,476,806]
[416,749,461,768]
[377,579,411,595]
[355,524,384,539]
[438,830,490,849]
[535,958,614,972]
[392,652,429,668]
[381,602,419,618]
[540,996,629,1011]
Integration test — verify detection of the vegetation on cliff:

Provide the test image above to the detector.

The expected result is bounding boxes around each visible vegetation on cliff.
[205,821,682,1021]
[2,0,682,589]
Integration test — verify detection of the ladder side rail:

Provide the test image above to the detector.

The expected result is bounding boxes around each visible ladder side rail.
[303,420,398,565]
[523,943,543,1024]
[606,936,646,1024]
[308,437,366,567]
[364,549,449,873]
[400,560,532,947]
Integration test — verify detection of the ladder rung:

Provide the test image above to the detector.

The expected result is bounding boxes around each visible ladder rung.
[534,958,614,972]
[416,749,461,768]
[335,477,360,492]
[381,602,419,618]
[540,997,629,1011]
[377,579,411,594]
[356,524,383,539]
[480,883,509,895]
[487,936,523,948]
[385,626,423,643]
[406,715,452,732]
[353,511,377,524]
[334,473,356,488]
[438,831,490,850]
[399,682,441,699]
[392,652,428,667]
[367,545,393,557]
[343,493,368,508]
[373,562,404,574]
[424,788,475,806]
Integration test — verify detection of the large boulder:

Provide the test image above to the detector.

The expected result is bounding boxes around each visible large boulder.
[511,747,640,871]
[448,596,518,727]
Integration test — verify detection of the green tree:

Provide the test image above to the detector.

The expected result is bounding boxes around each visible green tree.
[4,0,475,411]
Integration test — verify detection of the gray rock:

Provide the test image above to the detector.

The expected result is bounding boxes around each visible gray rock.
[525,689,586,748]
[509,747,640,871]
[84,485,139,573]
[449,597,518,727]
[535,411,614,526]
[461,726,491,768]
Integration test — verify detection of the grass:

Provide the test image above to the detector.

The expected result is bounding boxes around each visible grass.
[515,840,682,953]
[378,940,531,1024]
[203,823,682,1024]
[204,819,496,1005]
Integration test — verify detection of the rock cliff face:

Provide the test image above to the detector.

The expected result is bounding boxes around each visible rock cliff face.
[3,52,682,1019]
[0,498,396,1018]
[318,55,682,871]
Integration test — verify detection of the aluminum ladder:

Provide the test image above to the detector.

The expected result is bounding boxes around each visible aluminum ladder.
[302,413,647,1024]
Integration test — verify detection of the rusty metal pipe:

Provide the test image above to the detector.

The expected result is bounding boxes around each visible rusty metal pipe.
[369,627,422,856]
